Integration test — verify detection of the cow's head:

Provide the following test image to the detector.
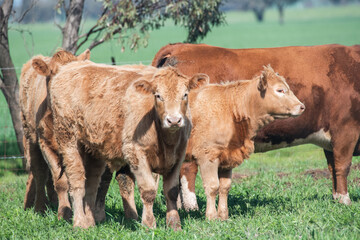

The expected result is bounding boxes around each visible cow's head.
[32,49,90,77]
[257,65,305,118]
[134,67,209,131]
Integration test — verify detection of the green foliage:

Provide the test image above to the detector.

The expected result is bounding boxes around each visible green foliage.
[78,0,225,51]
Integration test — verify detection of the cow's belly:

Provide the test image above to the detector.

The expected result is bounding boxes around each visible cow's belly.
[254,129,332,153]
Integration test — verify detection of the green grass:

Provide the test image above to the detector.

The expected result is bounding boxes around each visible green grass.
[1,4,360,239]
[1,145,360,239]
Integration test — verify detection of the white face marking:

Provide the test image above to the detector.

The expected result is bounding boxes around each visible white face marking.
[180,175,199,211]
[255,128,332,152]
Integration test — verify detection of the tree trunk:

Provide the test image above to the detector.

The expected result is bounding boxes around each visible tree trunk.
[253,8,265,22]
[278,4,284,25]
[61,0,85,53]
[0,0,25,166]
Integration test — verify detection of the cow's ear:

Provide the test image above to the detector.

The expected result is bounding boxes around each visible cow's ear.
[133,79,154,94]
[78,49,91,61]
[257,71,268,92]
[189,73,209,90]
[32,58,51,76]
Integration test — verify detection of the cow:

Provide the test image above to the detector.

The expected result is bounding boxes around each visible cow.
[20,49,90,221]
[183,65,304,220]
[48,61,209,229]
[152,43,360,210]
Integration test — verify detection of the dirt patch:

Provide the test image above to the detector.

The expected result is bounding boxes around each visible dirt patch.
[351,163,360,171]
[277,172,290,179]
[232,173,252,182]
[351,177,360,186]
[303,169,331,180]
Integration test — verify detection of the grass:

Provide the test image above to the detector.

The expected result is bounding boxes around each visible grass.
[1,145,360,239]
[1,4,360,239]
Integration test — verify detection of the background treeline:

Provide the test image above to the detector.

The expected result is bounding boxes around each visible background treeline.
[14,0,360,24]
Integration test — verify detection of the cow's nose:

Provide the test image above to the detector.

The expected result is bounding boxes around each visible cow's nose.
[300,104,305,111]
[166,116,182,127]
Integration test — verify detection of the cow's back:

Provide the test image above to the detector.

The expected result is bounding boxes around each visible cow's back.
[50,62,157,161]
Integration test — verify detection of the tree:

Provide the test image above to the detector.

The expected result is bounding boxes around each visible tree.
[56,0,225,54]
[273,0,302,24]
[0,0,24,165]
[226,0,301,23]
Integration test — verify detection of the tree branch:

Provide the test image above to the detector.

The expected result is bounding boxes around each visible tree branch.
[15,0,37,23]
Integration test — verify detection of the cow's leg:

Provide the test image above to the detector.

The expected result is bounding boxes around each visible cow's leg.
[46,175,58,205]
[179,161,199,211]
[116,165,138,220]
[84,154,106,225]
[28,143,49,213]
[130,163,157,229]
[24,137,36,210]
[217,168,232,220]
[163,161,182,231]
[39,139,72,221]
[199,158,220,220]
[324,129,359,205]
[24,171,36,210]
[94,166,113,223]
[62,146,91,228]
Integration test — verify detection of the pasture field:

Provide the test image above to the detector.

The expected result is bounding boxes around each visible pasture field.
[1,145,360,239]
[1,4,360,239]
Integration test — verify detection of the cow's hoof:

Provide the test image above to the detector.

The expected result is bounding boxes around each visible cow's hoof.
[218,211,229,221]
[94,208,106,223]
[182,192,199,212]
[73,217,95,229]
[142,215,156,229]
[124,209,138,220]
[206,212,218,221]
[58,206,72,222]
[166,212,181,231]
[334,192,351,205]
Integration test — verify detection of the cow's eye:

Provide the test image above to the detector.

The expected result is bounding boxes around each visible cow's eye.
[182,93,188,100]
[277,89,285,94]
[155,94,163,101]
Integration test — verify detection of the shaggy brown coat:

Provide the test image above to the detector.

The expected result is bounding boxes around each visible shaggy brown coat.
[185,66,304,220]
[49,61,208,229]
[20,49,90,220]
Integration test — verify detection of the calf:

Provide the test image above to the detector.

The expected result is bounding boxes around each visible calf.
[185,66,304,220]
[20,49,90,220]
[48,61,208,229]
[152,43,360,209]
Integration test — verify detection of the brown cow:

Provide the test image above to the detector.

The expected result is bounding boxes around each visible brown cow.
[48,61,208,229]
[184,65,304,220]
[152,43,360,210]
[20,49,90,220]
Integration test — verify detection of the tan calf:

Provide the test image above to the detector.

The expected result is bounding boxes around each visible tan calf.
[186,65,304,220]
[20,49,90,220]
[49,61,208,229]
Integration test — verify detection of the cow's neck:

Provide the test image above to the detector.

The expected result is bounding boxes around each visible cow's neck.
[227,79,273,138]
